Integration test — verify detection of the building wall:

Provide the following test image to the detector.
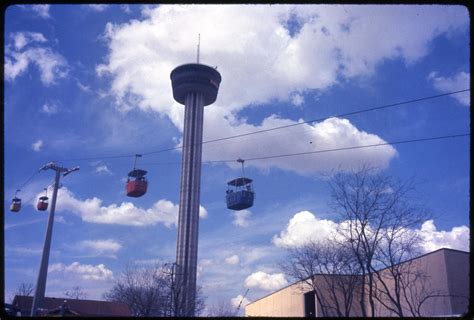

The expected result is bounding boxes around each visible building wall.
[245,281,310,317]
[373,249,451,317]
[245,249,469,317]
[445,249,470,315]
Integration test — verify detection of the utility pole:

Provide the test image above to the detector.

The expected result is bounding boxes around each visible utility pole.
[30,162,79,316]
[236,288,249,315]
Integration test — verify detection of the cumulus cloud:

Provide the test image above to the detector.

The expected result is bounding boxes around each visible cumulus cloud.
[94,5,472,174]
[49,262,113,281]
[5,32,68,85]
[32,139,44,152]
[202,115,397,175]
[232,210,251,227]
[225,254,240,265]
[54,187,207,227]
[428,71,470,106]
[273,210,469,252]
[231,294,250,309]
[419,220,469,252]
[245,271,288,291]
[272,211,338,248]
[98,5,467,114]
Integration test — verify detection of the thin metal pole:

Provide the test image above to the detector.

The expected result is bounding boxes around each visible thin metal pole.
[30,169,61,316]
[30,163,78,316]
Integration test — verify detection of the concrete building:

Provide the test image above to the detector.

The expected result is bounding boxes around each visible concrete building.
[246,248,469,317]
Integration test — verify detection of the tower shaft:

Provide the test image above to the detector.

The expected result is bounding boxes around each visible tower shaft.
[175,92,204,316]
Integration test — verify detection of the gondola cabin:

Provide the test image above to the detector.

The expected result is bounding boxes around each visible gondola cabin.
[126,169,148,197]
[226,177,254,210]
[10,197,21,212]
[37,196,49,211]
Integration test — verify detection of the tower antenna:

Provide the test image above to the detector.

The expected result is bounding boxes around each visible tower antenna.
[197,34,200,64]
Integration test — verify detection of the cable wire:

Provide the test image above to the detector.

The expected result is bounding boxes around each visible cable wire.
[138,133,470,165]
[11,170,41,199]
[144,89,470,155]
[58,89,469,162]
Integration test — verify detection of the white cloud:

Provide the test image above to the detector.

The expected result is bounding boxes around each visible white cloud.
[197,258,213,278]
[120,5,132,14]
[96,5,467,110]
[240,246,275,265]
[202,115,397,175]
[95,164,112,175]
[92,5,460,174]
[49,262,113,281]
[78,239,122,254]
[225,254,240,265]
[31,5,51,18]
[5,32,68,85]
[54,216,67,224]
[86,4,109,12]
[11,32,47,50]
[20,5,51,19]
[231,294,250,309]
[419,220,469,252]
[55,187,207,227]
[273,210,469,253]
[428,71,470,106]
[232,210,251,227]
[200,206,208,219]
[41,101,59,114]
[32,139,44,152]
[272,210,338,248]
[291,93,305,107]
[244,271,288,291]
[76,80,92,92]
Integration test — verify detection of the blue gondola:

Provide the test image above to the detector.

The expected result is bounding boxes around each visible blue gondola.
[226,159,255,210]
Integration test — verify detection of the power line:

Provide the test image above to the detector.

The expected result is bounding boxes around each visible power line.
[144,89,470,155]
[139,133,470,165]
[59,89,469,162]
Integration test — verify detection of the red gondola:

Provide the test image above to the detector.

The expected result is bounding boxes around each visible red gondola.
[37,188,49,211]
[37,196,49,211]
[126,155,148,198]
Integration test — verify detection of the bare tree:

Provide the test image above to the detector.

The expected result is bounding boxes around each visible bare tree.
[103,263,206,317]
[15,282,34,297]
[281,240,361,317]
[329,165,430,317]
[207,299,237,317]
[103,263,169,316]
[63,286,88,300]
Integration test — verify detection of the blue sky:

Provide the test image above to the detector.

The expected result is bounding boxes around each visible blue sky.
[4,4,470,314]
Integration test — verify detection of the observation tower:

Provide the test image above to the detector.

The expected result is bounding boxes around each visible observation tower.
[170,61,221,316]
